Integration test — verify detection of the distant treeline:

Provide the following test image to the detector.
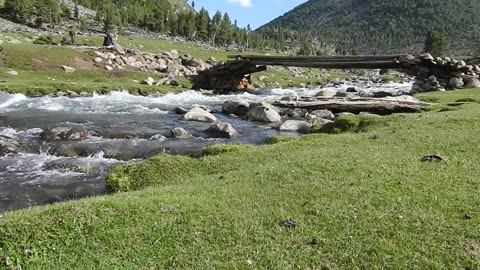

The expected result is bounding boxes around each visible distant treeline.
[257,0,480,55]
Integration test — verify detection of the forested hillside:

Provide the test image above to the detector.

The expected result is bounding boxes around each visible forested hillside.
[257,0,480,55]
[0,0,280,49]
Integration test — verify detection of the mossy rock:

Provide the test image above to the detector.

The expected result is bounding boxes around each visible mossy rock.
[310,115,388,134]
[106,154,202,192]
[265,136,297,144]
[202,144,254,156]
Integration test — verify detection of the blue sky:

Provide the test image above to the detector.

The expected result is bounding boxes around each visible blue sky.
[192,0,308,30]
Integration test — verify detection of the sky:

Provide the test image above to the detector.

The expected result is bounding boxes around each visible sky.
[192,0,308,30]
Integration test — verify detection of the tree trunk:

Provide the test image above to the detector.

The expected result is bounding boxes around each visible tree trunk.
[103,32,118,46]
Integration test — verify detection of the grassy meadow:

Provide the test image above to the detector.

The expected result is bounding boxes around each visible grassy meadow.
[0,89,479,269]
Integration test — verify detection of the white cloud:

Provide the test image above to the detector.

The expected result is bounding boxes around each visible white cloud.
[227,0,253,8]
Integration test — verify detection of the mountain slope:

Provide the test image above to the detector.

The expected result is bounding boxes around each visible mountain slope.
[257,0,480,55]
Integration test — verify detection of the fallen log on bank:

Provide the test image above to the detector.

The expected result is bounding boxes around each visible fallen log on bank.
[272,98,425,115]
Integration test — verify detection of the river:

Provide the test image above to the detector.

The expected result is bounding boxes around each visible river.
[0,81,413,212]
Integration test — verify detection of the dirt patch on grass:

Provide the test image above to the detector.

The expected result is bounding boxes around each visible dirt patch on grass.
[74,56,96,70]
[465,242,480,257]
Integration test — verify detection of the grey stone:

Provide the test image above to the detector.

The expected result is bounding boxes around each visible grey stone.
[205,122,237,138]
[183,107,217,123]
[315,90,336,97]
[0,135,24,155]
[222,100,250,116]
[464,77,480,88]
[6,70,18,76]
[40,127,89,141]
[278,120,312,133]
[448,77,464,89]
[143,77,155,86]
[373,91,393,98]
[310,109,335,120]
[346,87,357,92]
[174,107,189,115]
[61,65,76,73]
[171,127,193,139]
[247,104,282,123]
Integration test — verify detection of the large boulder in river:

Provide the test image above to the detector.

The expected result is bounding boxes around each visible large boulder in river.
[171,127,193,139]
[40,127,89,141]
[278,120,312,133]
[205,122,237,138]
[464,77,480,88]
[0,135,24,155]
[449,77,464,89]
[247,103,282,123]
[222,100,250,116]
[182,107,217,123]
[310,109,335,120]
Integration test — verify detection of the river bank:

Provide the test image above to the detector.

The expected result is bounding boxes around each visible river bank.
[0,89,479,269]
[0,81,418,212]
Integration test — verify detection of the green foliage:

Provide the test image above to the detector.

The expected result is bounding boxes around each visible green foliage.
[424,30,447,56]
[257,0,480,54]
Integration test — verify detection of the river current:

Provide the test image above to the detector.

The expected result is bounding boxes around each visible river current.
[0,82,412,212]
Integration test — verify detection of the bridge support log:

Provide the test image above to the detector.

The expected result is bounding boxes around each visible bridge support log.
[192,60,266,92]
[273,99,424,115]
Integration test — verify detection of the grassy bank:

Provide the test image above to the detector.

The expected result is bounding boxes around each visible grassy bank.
[0,33,399,95]
[1,89,479,269]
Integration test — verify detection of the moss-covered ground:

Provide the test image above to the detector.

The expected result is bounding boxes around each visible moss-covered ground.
[0,89,479,269]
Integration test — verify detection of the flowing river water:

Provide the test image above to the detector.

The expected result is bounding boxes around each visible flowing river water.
[0,82,413,212]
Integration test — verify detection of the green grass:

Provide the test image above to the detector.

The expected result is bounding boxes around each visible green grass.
[0,42,191,95]
[0,33,355,95]
[1,89,480,269]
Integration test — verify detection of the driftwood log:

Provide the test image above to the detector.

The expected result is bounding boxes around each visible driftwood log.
[272,98,426,115]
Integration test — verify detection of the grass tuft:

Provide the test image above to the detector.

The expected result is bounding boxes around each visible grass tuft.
[202,144,254,156]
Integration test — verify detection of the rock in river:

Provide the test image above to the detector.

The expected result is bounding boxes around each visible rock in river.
[171,127,193,139]
[205,122,237,138]
[247,103,282,123]
[0,135,24,155]
[278,120,312,133]
[222,100,250,116]
[40,127,89,141]
[182,107,217,123]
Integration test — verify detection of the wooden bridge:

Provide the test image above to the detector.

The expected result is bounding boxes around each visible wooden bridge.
[227,54,409,69]
[192,54,480,92]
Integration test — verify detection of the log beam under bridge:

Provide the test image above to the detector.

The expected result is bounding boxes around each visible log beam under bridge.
[192,54,480,93]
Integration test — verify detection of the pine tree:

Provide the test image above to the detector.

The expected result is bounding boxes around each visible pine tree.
[424,30,447,56]
[209,10,222,44]
[196,7,210,42]
[219,12,233,45]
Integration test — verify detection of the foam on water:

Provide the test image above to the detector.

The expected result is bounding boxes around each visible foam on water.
[0,92,27,109]
[0,81,413,115]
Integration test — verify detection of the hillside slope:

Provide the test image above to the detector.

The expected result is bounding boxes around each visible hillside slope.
[257,0,480,55]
